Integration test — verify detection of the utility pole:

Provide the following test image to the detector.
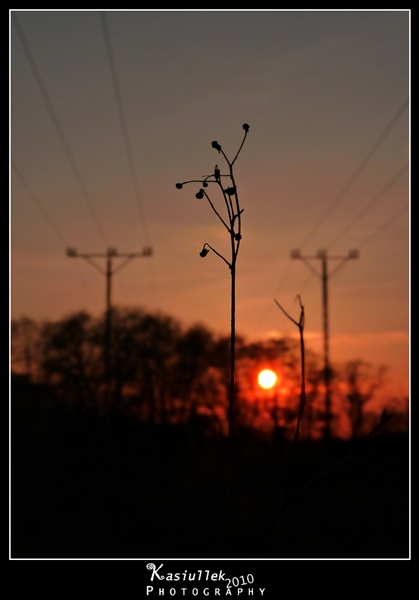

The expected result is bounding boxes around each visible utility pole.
[66,245,153,409]
[291,248,359,441]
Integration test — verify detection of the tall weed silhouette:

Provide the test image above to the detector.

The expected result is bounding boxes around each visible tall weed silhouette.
[175,123,250,443]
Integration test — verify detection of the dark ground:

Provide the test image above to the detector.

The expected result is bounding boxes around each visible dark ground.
[11,384,410,559]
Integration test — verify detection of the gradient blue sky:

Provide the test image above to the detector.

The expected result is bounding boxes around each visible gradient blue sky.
[10,10,410,399]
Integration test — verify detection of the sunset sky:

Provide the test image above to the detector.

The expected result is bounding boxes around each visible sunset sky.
[10,10,410,400]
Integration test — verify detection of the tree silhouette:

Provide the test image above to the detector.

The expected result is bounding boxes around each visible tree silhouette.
[12,308,397,444]
[344,359,387,438]
[11,317,41,381]
[41,311,99,409]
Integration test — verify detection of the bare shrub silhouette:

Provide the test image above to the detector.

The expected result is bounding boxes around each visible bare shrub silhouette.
[344,359,388,438]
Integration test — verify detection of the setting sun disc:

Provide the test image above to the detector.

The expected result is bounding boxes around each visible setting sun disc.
[258,369,277,389]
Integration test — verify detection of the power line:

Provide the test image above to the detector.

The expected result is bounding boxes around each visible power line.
[298,269,316,296]
[359,204,409,248]
[267,98,409,324]
[100,11,150,245]
[268,202,407,334]
[255,261,293,330]
[12,13,110,247]
[12,161,68,247]
[258,159,408,333]
[327,161,409,249]
[299,98,409,248]
[11,161,96,302]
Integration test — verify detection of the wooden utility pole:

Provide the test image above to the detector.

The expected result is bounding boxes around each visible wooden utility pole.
[66,245,153,408]
[291,248,359,440]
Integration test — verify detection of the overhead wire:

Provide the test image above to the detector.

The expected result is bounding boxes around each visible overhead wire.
[299,269,316,296]
[12,161,69,248]
[12,14,408,324]
[298,97,409,248]
[100,11,155,307]
[99,11,150,246]
[264,98,409,332]
[359,204,409,248]
[11,161,96,302]
[12,13,110,247]
[255,261,293,329]
[327,161,409,249]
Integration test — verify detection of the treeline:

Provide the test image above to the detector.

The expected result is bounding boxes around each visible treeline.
[11,308,408,440]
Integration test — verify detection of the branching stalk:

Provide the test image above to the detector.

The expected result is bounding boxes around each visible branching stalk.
[175,124,250,449]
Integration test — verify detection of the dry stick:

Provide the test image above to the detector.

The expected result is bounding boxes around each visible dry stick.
[274,295,306,502]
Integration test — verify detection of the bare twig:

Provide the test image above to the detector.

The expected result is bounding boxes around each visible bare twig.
[274,295,306,501]
[200,243,231,269]
[202,190,231,232]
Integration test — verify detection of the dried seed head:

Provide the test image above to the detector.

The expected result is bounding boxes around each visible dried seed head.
[234,233,242,241]
[224,186,236,196]
[199,247,209,258]
[242,123,250,132]
[211,141,222,153]
[175,183,183,189]
[195,189,205,199]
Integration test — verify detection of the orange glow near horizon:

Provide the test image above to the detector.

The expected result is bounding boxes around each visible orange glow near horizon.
[258,369,278,389]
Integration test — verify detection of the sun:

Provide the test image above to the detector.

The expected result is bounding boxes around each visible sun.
[257,369,278,389]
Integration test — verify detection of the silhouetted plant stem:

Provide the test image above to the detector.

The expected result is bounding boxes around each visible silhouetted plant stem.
[175,124,249,460]
[274,295,306,501]
[229,258,236,441]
